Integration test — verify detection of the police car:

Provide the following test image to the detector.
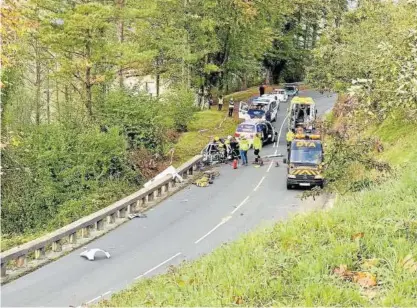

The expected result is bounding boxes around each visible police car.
[238,96,279,122]
[234,119,277,147]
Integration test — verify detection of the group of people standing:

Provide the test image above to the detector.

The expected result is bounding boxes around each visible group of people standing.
[216,95,235,117]
[207,94,235,117]
[212,133,262,167]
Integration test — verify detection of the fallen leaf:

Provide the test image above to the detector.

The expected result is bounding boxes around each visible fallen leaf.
[351,232,365,240]
[333,264,354,279]
[353,272,377,288]
[233,296,244,305]
[401,254,417,273]
[176,279,186,287]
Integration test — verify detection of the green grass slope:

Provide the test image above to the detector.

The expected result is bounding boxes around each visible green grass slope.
[99,117,417,307]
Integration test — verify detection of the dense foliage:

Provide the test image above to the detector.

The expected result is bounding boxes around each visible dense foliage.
[1,0,346,245]
[308,0,417,120]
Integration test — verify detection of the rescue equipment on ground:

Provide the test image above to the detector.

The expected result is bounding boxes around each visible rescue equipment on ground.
[193,170,220,187]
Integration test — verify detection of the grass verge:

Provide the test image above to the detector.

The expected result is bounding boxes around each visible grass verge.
[99,116,417,307]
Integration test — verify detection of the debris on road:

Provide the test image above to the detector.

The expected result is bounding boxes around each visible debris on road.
[263,153,283,158]
[80,249,111,261]
[193,169,220,187]
[128,213,147,219]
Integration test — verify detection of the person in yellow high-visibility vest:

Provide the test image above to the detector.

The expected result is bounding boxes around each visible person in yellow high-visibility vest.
[239,136,250,166]
[253,133,263,163]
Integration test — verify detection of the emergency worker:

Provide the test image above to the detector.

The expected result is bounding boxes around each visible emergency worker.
[286,129,295,160]
[228,98,235,117]
[253,133,262,163]
[215,136,227,159]
[295,126,304,135]
[230,137,240,159]
[239,136,250,166]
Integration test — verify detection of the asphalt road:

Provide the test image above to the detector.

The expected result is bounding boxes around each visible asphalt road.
[1,90,337,307]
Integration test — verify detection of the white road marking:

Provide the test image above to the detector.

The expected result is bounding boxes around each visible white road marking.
[86,296,101,305]
[253,176,266,192]
[134,252,182,280]
[195,216,232,244]
[231,196,250,214]
[85,291,111,305]
[273,142,277,148]
[276,114,289,146]
[266,161,273,173]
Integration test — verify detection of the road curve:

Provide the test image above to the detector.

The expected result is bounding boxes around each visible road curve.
[1,90,337,307]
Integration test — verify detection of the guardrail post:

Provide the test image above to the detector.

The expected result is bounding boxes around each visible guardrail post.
[127,202,134,214]
[164,183,169,193]
[169,180,176,189]
[107,213,115,224]
[81,227,89,238]
[118,207,126,218]
[96,220,104,231]
[69,232,77,244]
[16,255,27,267]
[148,193,154,202]
[1,263,6,277]
[188,167,193,175]
[52,240,62,252]
[35,247,46,259]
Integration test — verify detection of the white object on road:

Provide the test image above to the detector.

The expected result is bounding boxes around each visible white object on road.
[128,213,147,219]
[80,249,111,261]
[143,166,183,188]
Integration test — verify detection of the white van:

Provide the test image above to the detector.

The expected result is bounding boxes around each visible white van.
[272,89,288,102]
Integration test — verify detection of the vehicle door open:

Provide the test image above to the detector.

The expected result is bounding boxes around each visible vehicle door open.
[238,101,249,120]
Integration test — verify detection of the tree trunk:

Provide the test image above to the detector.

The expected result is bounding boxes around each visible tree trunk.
[46,70,50,124]
[117,0,125,88]
[35,39,41,125]
[156,73,160,97]
[85,67,93,117]
[303,22,309,49]
[312,23,318,49]
[85,30,93,117]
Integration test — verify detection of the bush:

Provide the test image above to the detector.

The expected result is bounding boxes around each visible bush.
[99,90,167,153]
[1,124,137,236]
[161,87,197,132]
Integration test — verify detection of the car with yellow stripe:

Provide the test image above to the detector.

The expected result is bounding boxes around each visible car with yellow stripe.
[283,134,324,189]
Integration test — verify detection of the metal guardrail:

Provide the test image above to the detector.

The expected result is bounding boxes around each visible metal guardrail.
[0,155,203,278]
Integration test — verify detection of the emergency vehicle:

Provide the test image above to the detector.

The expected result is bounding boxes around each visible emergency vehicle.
[238,97,279,122]
[234,119,277,147]
[288,96,317,133]
[283,133,324,189]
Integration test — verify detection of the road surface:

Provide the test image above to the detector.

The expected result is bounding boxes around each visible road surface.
[1,90,337,307]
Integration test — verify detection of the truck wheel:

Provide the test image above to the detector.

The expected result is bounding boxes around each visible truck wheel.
[286,183,292,190]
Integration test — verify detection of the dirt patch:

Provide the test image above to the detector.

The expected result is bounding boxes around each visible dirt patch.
[129,148,170,179]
